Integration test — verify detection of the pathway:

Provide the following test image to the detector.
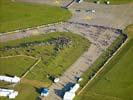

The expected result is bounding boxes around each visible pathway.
[41,22,119,100]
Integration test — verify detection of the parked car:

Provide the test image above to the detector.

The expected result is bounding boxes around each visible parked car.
[86,9,96,13]
[75,9,81,12]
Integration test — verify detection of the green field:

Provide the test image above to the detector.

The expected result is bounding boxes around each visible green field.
[75,25,133,100]
[0,0,71,33]
[0,32,90,82]
[79,33,126,87]
[125,24,133,38]
[0,56,36,76]
[0,32,90,100]
[85,0,133,4]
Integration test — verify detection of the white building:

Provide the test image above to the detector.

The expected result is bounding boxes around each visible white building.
[0,88,18,99]
[63,92,75,100]
[0,76,20,83]
[63,84,80,100]
[9,91,18,99]
[70,84,80,93]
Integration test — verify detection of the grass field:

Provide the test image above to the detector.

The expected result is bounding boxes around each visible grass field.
[75,25,133,100]
[0,32,90,82]
[0,56,36,76]
[0,32,90,100]
[79,33,126,87]
[0,0,71,33]
[124,24,133,38]
[85,0,133,4]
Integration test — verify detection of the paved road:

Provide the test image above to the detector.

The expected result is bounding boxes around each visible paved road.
[1,1,133,100]
[0,22,119,100]
[40,22,119,100]
[69,2,133,29]
[17,0,133,29]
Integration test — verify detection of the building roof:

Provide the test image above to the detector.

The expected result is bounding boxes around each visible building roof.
[41,88,49,94]
[63,83,80,100]
[70,83,80,93]
[0,88,18,99]
[0,76,20,83]
[63,92,75,100]
[40,88,49,97]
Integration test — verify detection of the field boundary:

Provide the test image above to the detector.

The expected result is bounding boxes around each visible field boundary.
[21,58,41,79]
[77,38,129,95]
[0,21,64,36]
[0,54,37,60]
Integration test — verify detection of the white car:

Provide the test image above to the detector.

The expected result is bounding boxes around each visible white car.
[86,9,96,13]
[92,10,96,13]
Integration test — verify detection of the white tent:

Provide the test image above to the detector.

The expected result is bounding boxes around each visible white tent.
[0,75,20,83]
[63,92,75,100]
[0,88,14,92]
[0,88,14,96]
[70,84,80,93]
[0,88,18,99]
[0,91,10,97]
[63,83,80,100]
[9,91,18,99]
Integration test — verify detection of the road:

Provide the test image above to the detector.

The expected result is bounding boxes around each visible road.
[0,22,120,100]
[17,0,133,29]
[69,2,133,29]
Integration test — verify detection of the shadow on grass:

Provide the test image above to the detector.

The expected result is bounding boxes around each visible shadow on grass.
[34,87,42,100]
[5,74,14,77]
